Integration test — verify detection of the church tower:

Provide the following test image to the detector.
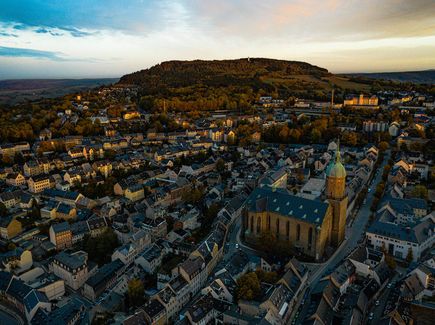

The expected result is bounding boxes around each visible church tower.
[326,142,348,247]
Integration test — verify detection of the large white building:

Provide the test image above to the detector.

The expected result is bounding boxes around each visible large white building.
[49,251,90,290]
[367,214,435,262]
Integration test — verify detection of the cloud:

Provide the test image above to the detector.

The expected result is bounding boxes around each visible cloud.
[181,0,435,41]
[57,27,93,38]
[34,26,90,37]
[0,0,173,35]
[0,46,65,60]
[0,31,17,37]
[0,0,433,78]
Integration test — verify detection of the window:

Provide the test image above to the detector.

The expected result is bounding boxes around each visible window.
[297,224,301,241]
[257,217,261,233]
[286,221,290,240]
[250,216,254,233]
[308,227,313,246]
[267,215,271,231]
[276,219,280,237]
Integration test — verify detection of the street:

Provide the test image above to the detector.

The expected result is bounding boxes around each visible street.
[292,150,390,324]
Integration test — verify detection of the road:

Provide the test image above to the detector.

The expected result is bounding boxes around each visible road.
[293,150,390,324]
[0,307,21,325]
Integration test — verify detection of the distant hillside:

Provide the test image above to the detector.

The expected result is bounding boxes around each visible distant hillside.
[119,58,330,87]
[345,70,435,84]
[118,58,376,110]
[0,78,118,104]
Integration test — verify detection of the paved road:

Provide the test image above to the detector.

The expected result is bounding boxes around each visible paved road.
[0,308,21,325]
[293,151,390,324]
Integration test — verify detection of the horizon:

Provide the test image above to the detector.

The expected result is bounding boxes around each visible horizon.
[1,1,435,79]
[0,58,434,81]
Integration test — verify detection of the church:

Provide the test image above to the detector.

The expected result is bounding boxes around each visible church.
[243,146,348,261]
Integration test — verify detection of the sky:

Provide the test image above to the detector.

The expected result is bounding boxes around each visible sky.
[0,0,434,79]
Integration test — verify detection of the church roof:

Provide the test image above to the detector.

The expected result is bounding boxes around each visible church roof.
[246,187,329,225]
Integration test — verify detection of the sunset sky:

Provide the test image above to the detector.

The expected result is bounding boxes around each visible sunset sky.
[0,0,434,79]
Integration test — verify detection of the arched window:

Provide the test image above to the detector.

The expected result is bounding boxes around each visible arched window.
[276,218,280,237]
[250,215,254,233]
[286,221,290,240]
[267,215,271,231]
[297,224,301,241]
[257,217,261,233]
[308,227,313,245]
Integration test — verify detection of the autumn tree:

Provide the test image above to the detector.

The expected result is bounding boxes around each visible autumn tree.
[236,272,261,301]
[412,185,428,200]
[216,158,225,173]
[255,269,278,284]
[127,278,145,307]
[378,141,389,152]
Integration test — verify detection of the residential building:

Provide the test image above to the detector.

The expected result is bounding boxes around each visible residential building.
[28,175,51,193]
[50,251,89,290]
[49,222,72,250]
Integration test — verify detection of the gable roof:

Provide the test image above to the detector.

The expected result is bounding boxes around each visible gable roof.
[246,187,329,225]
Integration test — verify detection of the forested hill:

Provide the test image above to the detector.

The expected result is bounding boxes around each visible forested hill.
[117,58,380,110]
[119,58,330,88]
[118,58,433,112]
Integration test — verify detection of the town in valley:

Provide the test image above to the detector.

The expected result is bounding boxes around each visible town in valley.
[0,1,434,324]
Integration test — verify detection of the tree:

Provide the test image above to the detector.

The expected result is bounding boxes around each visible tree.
[406,247,413,264]
[216,158,225,173]
[127,278,145,307]
[182,187,204,204]
[378,141,389,152]
[412,185,428,200]
[83,228,120,266]
[236,272,261,301]
[310,128,321,143]
[0,202,7,217]
[385,254,397,270]
[255,269,278,284]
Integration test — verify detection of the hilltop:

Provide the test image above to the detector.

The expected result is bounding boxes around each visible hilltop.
[118,58,379,111]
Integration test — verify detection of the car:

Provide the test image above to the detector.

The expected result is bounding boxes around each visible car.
[375,300,380,306]
[235,243,239,249]
[368,313,374,320]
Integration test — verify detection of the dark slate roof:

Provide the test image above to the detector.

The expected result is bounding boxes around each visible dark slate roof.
[143,299,165,319]
[53,251,87,270]
[32,297,85,325]
[7,277,32,301]
[381,195,428,215]
[43,188,81,201]
[0,271,13,291]
[368,218,434,244]
[56,203,74,214]
[23,289,49,313]
[85,259,124,291]
[246,187,329,225]
[51,221,70,233]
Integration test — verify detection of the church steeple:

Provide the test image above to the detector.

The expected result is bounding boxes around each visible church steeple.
[335,139,341,163]
[325,139,348,247]
[326,140,346,179]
